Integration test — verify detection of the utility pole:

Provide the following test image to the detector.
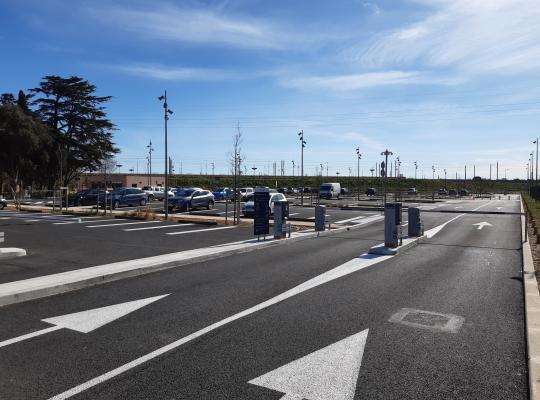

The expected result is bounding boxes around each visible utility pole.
[414,161,418,179]
[381,149,393,204]
[158,91,173,219]
[535,138,539,183]
[465,165,467,181]
[432,165,435,180]
[496,161,499,180]
[298,130,306,205]
[356,147,361,200]
[444,168,447,188]
[326,162,329,177]
[146,140,154,186]
[211,162,215,176]
[490,163,492,180]
[473,165,476,178]
[292,160,295,177]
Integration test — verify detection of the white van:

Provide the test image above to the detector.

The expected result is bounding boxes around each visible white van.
[319,182,341,199]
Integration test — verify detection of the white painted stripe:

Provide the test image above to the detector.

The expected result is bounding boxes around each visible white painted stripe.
[86,221,161,228]
[124,224,195,232]
[24,219,41,222]
[334,215,367,224]
[0,326,62,348]
[54,219,126,225]
[166,226,236,235]
[424,200,493,238]
[288,213,300,216]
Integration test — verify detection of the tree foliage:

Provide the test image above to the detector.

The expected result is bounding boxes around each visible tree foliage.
[30,76,118,186]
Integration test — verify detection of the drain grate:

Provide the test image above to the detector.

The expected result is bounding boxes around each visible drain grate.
[389,308,464,333]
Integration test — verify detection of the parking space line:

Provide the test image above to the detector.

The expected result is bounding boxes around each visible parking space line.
[54,219,127,225]
[124,223,195,232]
[166,226,236,235]
[86,221,162,228]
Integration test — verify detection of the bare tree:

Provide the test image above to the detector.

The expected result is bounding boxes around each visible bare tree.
[228,123,243,224]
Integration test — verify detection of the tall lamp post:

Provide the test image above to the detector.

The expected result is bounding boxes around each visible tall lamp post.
[381,149,393,204]
[147,141,154,186]
[414,161,418,179]
[298,130,306,205]
[356,147,361,200]
[158,91,173,219]
[534,138,539,184]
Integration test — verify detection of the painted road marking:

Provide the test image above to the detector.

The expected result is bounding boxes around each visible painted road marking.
[425,201,493,238]
[288,213,300,216]
[86,221,161,228]
[334,215,367,224]
[124,224,195,232]
[0,295,169,348]
[473,221,493,230]
[54,219,127,225]
[249,329,368,400]
[166,226,236,235]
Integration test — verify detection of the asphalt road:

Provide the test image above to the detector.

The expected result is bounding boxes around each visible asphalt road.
[0,197,526,399]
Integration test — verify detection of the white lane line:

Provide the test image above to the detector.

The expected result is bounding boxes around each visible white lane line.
[288,213,300,216]
[0,217,10,220]
[48,251,394,400]
[124,224,195,232]
[54,219,127,225]
[166,226,236,235]
[86,221,162,228]
[24,219,41,222]
[334,215,367,224]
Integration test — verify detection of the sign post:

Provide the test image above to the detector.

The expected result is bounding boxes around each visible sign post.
[254,187,270,240]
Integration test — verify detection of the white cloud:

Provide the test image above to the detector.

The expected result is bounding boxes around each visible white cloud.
[357,0,540,75]
[281,70,460,91]
[363,2,381,15]
[92,3,296,49]
[113,63,243,81]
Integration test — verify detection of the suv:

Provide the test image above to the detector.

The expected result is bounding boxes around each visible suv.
[242,192,289,218]
[437,188,448,196]
[459,189,469,196]
[212,187,233,201]
[239,187,254,200]
[168,188,215,212]
[407,187,417,195]
[142,186,174,201]
[0,198,7,210]
[105,188,148,209]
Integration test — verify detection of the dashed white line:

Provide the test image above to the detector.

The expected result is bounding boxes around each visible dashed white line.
[86,221,161,228]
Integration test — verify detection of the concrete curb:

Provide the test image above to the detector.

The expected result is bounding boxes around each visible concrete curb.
[521,196,540,400]
[0,248,27,260]
[0,215,384,307]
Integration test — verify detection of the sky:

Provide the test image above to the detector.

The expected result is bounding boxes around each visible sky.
[1,0,540,179]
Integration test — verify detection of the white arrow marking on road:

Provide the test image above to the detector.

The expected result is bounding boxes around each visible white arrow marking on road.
[0,294,168,348]
[473,221,493,230]
[249,329,368,400]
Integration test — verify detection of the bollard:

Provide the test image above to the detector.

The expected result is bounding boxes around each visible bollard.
[315,205,326,231]
[408,207,422,237]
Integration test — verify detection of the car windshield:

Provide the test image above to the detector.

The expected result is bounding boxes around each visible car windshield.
[321,184,332,190]
[175,189,194,197]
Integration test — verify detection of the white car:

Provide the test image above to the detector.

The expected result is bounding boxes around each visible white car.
[239,187,254,200]
[242,192,289,218]
[142,186,174,201]
[0,198,7,210]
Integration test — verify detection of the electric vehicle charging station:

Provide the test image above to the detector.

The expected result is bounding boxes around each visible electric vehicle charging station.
[384,202,402,248]
[408,207,423,237]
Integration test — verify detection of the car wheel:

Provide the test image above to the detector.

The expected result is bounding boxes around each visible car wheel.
[113,200,120,209]
[207,200,214,210]
[140,198,147,206]
[149,194,155,201]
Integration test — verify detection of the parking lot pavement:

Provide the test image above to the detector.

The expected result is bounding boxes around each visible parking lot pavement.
[0,200,523,399]
[0,213,255,284]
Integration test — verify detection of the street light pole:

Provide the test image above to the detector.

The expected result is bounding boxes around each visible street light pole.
[414,161,418,179]
[159,91,173,219]
[380,149,393,205]
[146,141,154,186]
[356,147,361,200]
[534,138,539,184]
[298,130,306,205]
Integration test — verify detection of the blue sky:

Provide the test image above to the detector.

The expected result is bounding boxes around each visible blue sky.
[2,0,540,179]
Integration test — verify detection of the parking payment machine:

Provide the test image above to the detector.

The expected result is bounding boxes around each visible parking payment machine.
[273,200,286,239]
[384,202,402,247]
[315,205,326,231]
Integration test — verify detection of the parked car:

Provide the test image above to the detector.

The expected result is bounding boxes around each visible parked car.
[407,187,418,195]
[365,188,377,196]
[448,189,457,196]
[277,187,288,194]
[286,187,298,195]
[239,187,254,200]
[103,188,148,209]
[459,189,469,196]
[242,192,289,218]
[142,186,174,201]
[66,189,108,206]
[340,187,350,195]
[167,188,215,212]
[319,183,341,199]
[212,187,234,201]
[438,188,448,196]
[0,198,7,210]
